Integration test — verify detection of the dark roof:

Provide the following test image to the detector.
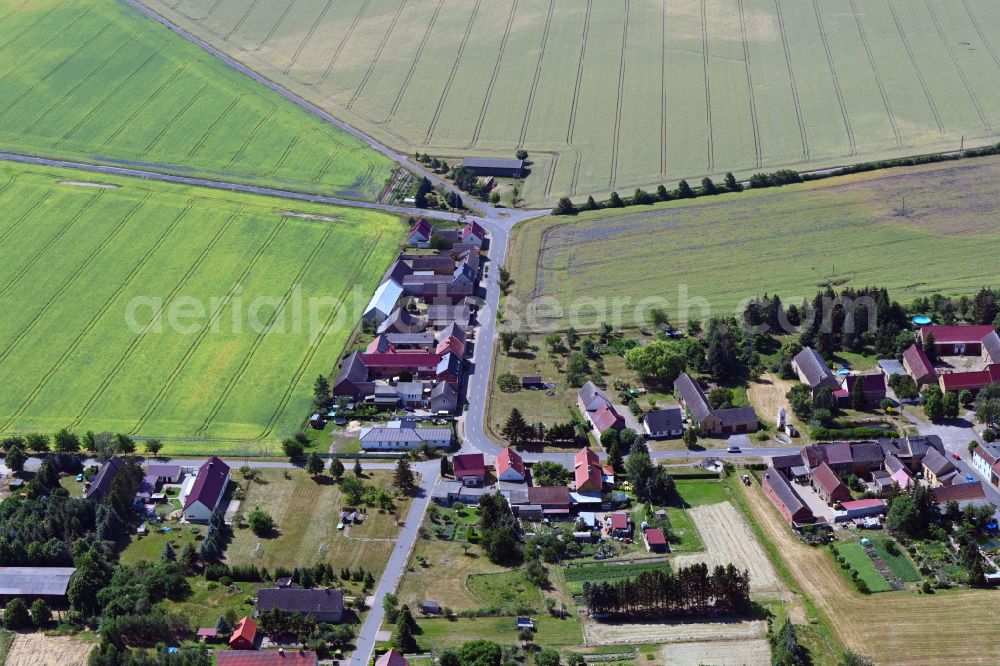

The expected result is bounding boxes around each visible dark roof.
[793,348,837,388]
[334,351,369,387]
[384,332,435,346]
[527,485,570,506]
[762,468,811,519]
[644,408,683,432]
[430,381,455,400]
[256,588,344,615]
[770,454,803,470]
[932,481,986,505]
[674,373,712,423]
[86,456,123,499]
[463,157,524,170]
[409,255,455,271]
[0,567,75,597]
[922,449,956,477]
[811,462,849,497]
[884,454,906,474]
[145,464,181,480]
[184,457,230,510]
[377,307,423,334]
[715,406,758,427]
[843,374,886,394]
[850,441,884,464]
[437,322,466,345]
[578,381,611,410]
[427,304,470,323]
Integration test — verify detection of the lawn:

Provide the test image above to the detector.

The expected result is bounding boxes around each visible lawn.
[145,0,1000,206]
[415,615,583,650]
[562,560,672,596]
[832,541,892,593]
[0,0,393,200]
[466,570,543,611]
[871,536,920,583]
[226,469,410,572]
[0,163,402,451]
[121,522,202,566]
[510,156,1000,329]
[162,579,259,629]
[663,506,703,553]
[674,477,728,508]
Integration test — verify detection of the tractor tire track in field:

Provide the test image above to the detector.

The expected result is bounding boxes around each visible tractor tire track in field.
[194,223,336,437]
[963,0,1000,78]
[387,0,443,125]
[660,0,668,177]
[425,0,483,144]
[518,0,554,149]
[226,106,277,169]
[137,82,211,159]
[256,230,384,440]
[565,0,593,197]
[0,191,138,373]
[223,0,259,42]
[318,0,373,87]
[68,207,242,431]
[738,0,763,168]
[0,186,51,248]
[886,0,944,135]
[98,64,190,151]
[24,33,143,135]
[542,151,559,200]
[811,0,855,156]
[849,0,900,145]
[774,0,809,160]
[471,0,519,147]
[347,0,407,111]
[923,0,991,134]
[608,0,629,187]
[0,1,61,51]
[0,21,112,121]
[185,93,247,160]
[265,133,301,177]
[699,0,715,173]
[256,0,300,52]
[283,0,336,75]
[129,216,288,435]
[206,0,226,19]
[0,190,103,302]
[54,51,160,149]
[2,197,188,431]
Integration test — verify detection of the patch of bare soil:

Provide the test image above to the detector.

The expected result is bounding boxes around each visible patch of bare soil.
[585,618,767,646]
[658,637,772,665]
[6,634,94,666]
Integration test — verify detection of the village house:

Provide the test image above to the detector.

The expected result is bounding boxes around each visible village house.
[407,218,433,248]
[922,448,959,487]
[673,373,758,435]
[800,443,853,475]
[880,435,938,474]
[837,373,887,407]
[884,454,914,490]
[453,453,486,486]
[918,324,999,359]
[86,455,123,500]
[577,381,626,436]
[810,462,851,505]
[849,441,885,477]
[606,512,631,538]
[939,364,1000,394]
[932,481,988,509]
[902,343,936,386]
[359,421,452,450]
[375,649,411,666]
[525,486,571,519]
[216,652,318,666]
[229,616,257,650]
[462,157,525,179]
[495,447,525,483]
[574,447,604,493]
[838,498,886,520]
[377,307,423,335]
[792,347,840,397]
[972,443,1000,486]
[761,467,815,527]
[255,588,344,623]
[643,407,684,439]
[182,457,230,522]
[642,527,668,553]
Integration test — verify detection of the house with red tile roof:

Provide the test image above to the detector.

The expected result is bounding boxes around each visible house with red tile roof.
[408,218,433,247]
[837,374,886,406]
[574,447,603,493]
[810,462,851,505]
[938,364,1000,394]
[375,650,411,666]
[590,403,625,435]
[762,467,814,527]
[460,220,486,246]
[453,453,486,487]
[902,343,936,386]
[495,447,525,483]
[643,527,667,552]
[183,457,230,522]
[229,616,257,650]
[606,512,631,537]
[918,325,996,356]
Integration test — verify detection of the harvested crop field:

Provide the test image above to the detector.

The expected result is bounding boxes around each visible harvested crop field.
[740,476,1000,665]
[672,502,781,593]
[143,0,1000,206]
[0,163,401,452]
[0,0,393,200]
[511,156,1000,328]
[658,637,771,665]
[6,634,93,666]
[584,617,767,646]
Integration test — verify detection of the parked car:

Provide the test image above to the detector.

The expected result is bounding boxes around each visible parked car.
[727,446,741,453]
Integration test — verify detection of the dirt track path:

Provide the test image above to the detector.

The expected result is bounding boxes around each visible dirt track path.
[739,478,1000,665]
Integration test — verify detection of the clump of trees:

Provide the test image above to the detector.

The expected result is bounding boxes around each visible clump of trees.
[477,493,521,566]
[583,563,751,617]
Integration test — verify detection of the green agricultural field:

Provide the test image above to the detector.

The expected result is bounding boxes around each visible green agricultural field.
[143,0,1000,206]
[0,0,394,200]
[510,156,1000,329]
[833,541,892,593]
[0,163,402,452]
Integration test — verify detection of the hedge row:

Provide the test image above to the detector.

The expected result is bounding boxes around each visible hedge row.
[810,427,898,441]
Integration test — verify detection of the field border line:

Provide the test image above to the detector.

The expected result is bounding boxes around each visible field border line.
[97,63,190,151]
[885,0,944,136]
[660,0,667,178]
[256,0,300,52]
[254,229,385,440]
[53,51,161,150]
[811,0,856,156]
[136,81,210,159]
[848,0,900,146]
[737,0,763,169]
[283,0,337,75]
[773,0,809,161]
[517,0,554,149]
[68,204,243,431]
[923,0,991,134]
[608,0,629,187]
[223,0,259,43]
[1,194,188,431]
[700,0,715,172]
[387,0,444,126]
[0,190,104,301]
[346,0,407,112]
[128,213,289,435]
[470,0,520,147]
[317,0,374,87]
[193,221,338,436]
[424,0,483,144]
[565,0,593,197]
[23,32,144,135]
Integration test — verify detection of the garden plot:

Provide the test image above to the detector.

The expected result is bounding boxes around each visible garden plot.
[659,637,771,665]
[584,617,767,646]
[6,634,93,666]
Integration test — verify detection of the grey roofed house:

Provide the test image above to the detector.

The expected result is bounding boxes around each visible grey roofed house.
[429,382,457,412]
[923,449,957,478]
[0,567,76,601]
[145,464,182,483]
[850,441,885,466]
[462,157,525,177]
[409,255,455,272]
[437,321,466,345]
[884,454,906,474]
[86,456,124,500]
[643,408,683,437]
[385,332,435,346]
[332,351,373,398]
[792,347,839,390]
[427,304,471,325]
[359,426,452,448]
[377,307,424,335]
[384,258,413,284]
[770,454,803,470]
[673,373,712,423]
[878,359,906,378]
[980,329,1000,363]
[256,588,344,623]
[715,406,758,427]
[578,381,612,412]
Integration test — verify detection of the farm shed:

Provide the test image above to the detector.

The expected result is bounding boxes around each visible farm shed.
[0,567,75,603]
[761,467,814,527]
[255,588,344,623]
[462,157,524,178]
[838,499,887,520]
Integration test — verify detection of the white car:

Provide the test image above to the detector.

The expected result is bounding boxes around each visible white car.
[726,446,741,453]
